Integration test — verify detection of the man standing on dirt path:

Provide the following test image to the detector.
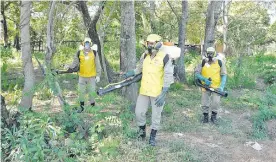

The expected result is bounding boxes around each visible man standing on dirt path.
[64,37,101,113]
[195,47,227,124]
[122,34,174,146]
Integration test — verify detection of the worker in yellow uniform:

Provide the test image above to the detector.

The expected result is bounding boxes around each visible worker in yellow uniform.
[123,34,174,146]
[66,37,101,112]
[195,47,227,124]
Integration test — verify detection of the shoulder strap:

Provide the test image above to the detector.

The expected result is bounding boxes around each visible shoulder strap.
[77,50,80,58]
[143,53,147,59]
[201,59,206,67]
[93,50,97,57]
[218,59,222,67]
[163,54,169,67]
[77,50,81,63]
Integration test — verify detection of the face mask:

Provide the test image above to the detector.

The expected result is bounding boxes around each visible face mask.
[206,52,214,62]
[84,42,90,50]
[208,56,213,62]
[148,45,154,54]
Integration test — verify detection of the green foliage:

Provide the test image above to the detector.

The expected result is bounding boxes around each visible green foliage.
[252,84,276,139]
[227,57,256,89]
[1,112,67,161]
[53,46,77,69]
[255,54,276,84]
[167,140,201,162]
[163,104,173,115]
[119,105,136,139]
[170,82,183,91]
[0,46,13,62]
[36,86,53,100]
[228,2,270,54]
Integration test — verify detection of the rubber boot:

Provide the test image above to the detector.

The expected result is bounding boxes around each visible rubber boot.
[138,125,146,140]
[77,101,84,113]
[149,129,157,146]
[210,111,217,124]
[202,113,209,123]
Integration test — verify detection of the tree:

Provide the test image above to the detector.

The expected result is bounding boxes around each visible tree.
[203,0,222,55]
[167,1,188,83]
[45,1,56,67]
[177,1,188,83]
[98,2,117,82]
[120,0,138,103]
[227,1,270,55]
[1,1,11,47]
[149,1,157,33]
[19,1,35,110]
[223,0,231,53]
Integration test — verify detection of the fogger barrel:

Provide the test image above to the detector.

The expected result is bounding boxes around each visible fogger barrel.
[97,73,142,96]
[195,79,228,97]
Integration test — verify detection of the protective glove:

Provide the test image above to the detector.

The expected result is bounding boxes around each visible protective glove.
[95,76,100,83]
[155,87,169,107]
[195,73,212,86]
[218,75,227,91]
[123,70,135,79]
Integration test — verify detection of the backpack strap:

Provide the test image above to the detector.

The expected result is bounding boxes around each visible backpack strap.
[93,50,97,57]
[218,59,222,67]
[163,54,169,67]
[201,59,206,67]
[143,53,147,59]
[77,50,81,63]
[202,59,222,67]
[77,50,80,58]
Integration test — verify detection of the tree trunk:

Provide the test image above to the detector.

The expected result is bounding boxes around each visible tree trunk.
[14,33,20,51]
[77,1,115,82]
[19,1,35,110]
[120,0,138,103]
[99,32,109,83]
[98,2,117,83]
[1,1,9,47]
[177,1,188,83]
[149,1,156,33]
[1,95,9,128]
[203,0,222,56]
[45,1,56,67]
[45,2,67,106]
[223,0,230,54]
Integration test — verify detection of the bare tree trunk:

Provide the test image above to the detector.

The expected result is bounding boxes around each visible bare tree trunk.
[203,0,222,56]
[1,1,9,47]
[19,1,35,110]
[149,1,156,33]
[223,0,230,54]
[77,1,115,82]
[14,31,21,51]
[1,95,9,128]
[98,2,117,83]
[120,0,138,103]
[45,2,67,106]
[99,33,109,82]
[45,1,56,67]
[177,1,188,83]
